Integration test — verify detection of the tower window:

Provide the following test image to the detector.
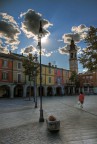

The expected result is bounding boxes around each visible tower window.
[71,53,73,58]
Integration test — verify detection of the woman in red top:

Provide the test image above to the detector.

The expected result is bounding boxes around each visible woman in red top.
[79,92,85,108]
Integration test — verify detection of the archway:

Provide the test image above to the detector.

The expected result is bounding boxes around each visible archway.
[56,87,62,96]
[47,86,53,96]
[14,85,23,97]
[26,86,34,97]
[64,86,68,95]
[0,85,10,98]
[38,86,44,96]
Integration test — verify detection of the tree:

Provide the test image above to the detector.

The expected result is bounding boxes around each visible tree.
[69,71,80,87]
[22,54,39,101]
[79,26,97,71]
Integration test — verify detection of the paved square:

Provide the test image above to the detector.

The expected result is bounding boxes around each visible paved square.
[0,96,97,144]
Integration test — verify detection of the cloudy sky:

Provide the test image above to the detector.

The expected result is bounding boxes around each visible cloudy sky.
[0,0,97,73]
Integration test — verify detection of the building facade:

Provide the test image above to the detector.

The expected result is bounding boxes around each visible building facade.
[0,46,96,98]
[0,52,71,98]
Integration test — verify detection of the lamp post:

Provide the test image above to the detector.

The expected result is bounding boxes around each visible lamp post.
[28,54,32,101]
[34,54,38,108]
[38,20,44,122]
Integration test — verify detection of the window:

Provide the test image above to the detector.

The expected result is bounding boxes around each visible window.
[17,73,21,82]
[82,76,85,79]
[86,76,89,79]
[48,77,51,83]
[75,53,76,58]
[71,53,73,58]
[3,60,8,67]
[57,77,61,84]
[49,68,51,74]
[55,69,57,74]
[2,72,8,80]
[17,62,22,69]
[90,76,93,79]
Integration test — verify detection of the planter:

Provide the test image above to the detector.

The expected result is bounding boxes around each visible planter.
[46,119,60,131]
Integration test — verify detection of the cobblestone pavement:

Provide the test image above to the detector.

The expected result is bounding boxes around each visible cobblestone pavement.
[0,95,97,144]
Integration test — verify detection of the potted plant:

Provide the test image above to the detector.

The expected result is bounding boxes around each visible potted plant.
[46,115,60,132]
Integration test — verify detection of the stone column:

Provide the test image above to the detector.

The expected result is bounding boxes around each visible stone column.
[82,87,84,93]
[79,88,80,94]
[45,86,47,96]
[10,85,15,98]
[73,87,75,95]
[87,87,89,94]
[68,87,70,95]
[62,86,64,95]
[23,85,28,98]
[53,87,56,96]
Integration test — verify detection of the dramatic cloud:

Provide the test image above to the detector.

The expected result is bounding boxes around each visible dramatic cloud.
[20,9,53,39]
[58,44,81,55]
[62,33,81,43]
[0,13,20,51]
[62,24,89,44]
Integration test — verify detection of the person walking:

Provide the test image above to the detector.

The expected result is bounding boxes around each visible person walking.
[78,92,85,108]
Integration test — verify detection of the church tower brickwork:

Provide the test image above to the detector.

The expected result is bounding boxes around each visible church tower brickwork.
[69,39,78,73]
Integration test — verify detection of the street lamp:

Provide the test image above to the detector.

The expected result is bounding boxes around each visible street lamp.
[38,20,44,122]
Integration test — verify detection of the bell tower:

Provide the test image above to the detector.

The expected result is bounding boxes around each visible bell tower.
[69,39,78,73]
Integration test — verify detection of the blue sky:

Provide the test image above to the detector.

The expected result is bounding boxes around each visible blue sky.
[0,0,97,73]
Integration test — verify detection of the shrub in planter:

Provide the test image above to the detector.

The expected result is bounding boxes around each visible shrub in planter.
[46,115,60,131]
[48,115,56,121]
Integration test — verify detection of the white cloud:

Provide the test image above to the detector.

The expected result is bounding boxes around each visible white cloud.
[41,48,52,57]
[0,13,18,26]
[0,44,9,53]
[57,39,63,42]
[72,24,89,33]
[62,24,89,44]
[82,68,88,73]
[20,45,37,54]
